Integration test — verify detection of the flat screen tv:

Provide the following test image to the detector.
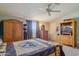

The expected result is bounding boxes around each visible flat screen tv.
[61,25,72,35]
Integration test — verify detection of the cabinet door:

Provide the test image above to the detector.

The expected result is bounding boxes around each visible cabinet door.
[3,21,13,42]
[14,21,23,41]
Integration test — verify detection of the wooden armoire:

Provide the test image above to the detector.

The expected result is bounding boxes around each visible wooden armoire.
[0,19,24,42]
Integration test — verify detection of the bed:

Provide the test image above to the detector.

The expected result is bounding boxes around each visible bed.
[0,38,65,56]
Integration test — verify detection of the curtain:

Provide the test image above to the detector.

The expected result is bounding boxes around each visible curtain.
[24,20,40,39]
[27,20,32,39]
[32,21,36,38]
[36,21,40,38]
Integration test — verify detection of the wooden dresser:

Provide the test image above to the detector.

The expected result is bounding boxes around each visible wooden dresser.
[40,30,48,40]
[0,19,24,42]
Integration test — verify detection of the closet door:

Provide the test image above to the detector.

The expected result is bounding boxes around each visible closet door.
[3,21,13,42]
[14,21,23,41]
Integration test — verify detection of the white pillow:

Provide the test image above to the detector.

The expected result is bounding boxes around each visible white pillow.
[0,38,2,45]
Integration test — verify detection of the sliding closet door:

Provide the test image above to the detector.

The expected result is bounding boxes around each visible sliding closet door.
[14,21,23,41]
[3,21,13,42]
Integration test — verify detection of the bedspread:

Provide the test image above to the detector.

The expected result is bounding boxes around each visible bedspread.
[1,38,65,56]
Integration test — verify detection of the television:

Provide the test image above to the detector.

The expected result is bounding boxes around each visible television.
[61,25,72,35]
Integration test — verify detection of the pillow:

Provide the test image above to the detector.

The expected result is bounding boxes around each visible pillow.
[0,38,2,45]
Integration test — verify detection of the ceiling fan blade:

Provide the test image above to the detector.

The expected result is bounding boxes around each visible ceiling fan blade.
[48,3,52,8]
[46,8,51,16]
[47,12,51,16]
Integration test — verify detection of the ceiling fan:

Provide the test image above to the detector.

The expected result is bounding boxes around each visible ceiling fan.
[41,3,61,16]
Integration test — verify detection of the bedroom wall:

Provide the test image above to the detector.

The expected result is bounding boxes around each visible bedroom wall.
[49,18,79,42]
[0,15,24,21]
[59,11,79,47]
[0,15,51,40]
[49,20,63,41]
[0,15,25,39]
[0,16,34,39]
[38,21,49,31]
[49,10,79,42]
[75,18,79,47]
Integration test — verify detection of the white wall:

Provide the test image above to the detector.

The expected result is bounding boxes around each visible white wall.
[61,11,79,19]
[49,10,79,41]
[60,10,79,47]
[49,20,62,41]
[0,15,25,22]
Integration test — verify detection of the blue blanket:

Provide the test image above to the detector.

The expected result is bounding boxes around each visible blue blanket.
[5,42,17,56]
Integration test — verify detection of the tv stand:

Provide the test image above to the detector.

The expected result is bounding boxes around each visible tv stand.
[58,19,76,47]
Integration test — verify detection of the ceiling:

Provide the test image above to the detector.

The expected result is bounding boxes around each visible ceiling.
[0,3,79,22]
